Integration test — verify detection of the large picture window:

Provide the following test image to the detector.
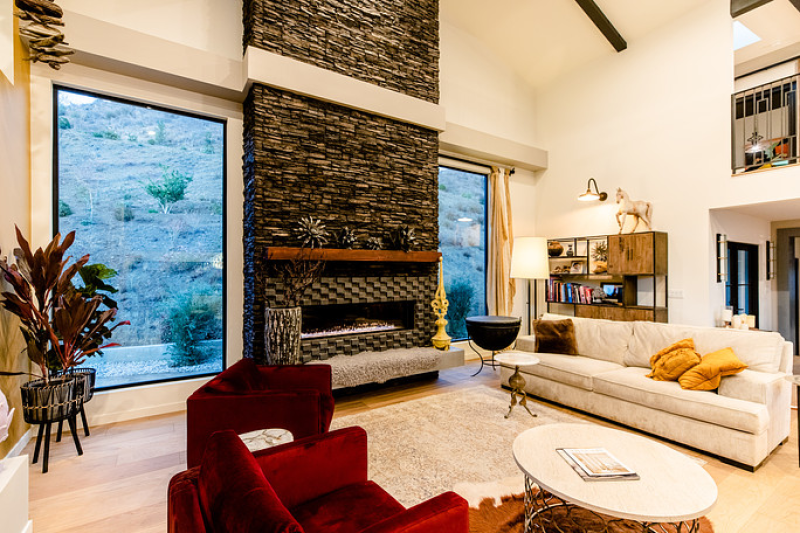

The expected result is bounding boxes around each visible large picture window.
[54,87,226,389]
[438,164,487,339]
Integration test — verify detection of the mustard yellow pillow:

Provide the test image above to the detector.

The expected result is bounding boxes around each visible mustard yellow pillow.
[678,347,748,391]
[647,339,701,381]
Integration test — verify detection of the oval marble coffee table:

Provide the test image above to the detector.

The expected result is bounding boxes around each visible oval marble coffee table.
[494,351,539,419]
[513,423,717,532]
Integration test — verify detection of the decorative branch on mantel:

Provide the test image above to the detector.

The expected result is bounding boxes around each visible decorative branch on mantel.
[15,0,75,70]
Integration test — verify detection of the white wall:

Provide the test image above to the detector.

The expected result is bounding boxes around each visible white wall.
[0,24,31,458]
[534,0,734,326]
[60,0,243,60]
[439,19,539,148]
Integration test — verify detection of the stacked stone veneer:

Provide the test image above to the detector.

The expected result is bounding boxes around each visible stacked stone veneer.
[242,0,440,362]
[243,0,439,102]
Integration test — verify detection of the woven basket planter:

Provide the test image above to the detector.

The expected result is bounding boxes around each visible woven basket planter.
[59,368,96,404]
[20,375,83,425]
[265,306,302,365]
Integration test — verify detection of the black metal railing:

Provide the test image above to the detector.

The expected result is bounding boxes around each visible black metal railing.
[732,74,798,173]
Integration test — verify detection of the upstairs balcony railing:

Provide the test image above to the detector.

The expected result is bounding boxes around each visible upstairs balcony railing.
[732,74,798,174]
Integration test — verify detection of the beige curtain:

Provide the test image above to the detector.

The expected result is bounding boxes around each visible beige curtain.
[487,167,516,316]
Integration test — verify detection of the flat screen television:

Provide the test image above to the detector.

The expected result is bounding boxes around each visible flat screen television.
[601,283,623,303]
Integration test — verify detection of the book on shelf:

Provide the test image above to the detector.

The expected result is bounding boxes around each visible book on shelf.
[546,281,598,306]
[556,448,639,482]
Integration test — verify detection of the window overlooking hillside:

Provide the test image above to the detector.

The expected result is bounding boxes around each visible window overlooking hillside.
[438,165,487,339]
[54,87,226,389]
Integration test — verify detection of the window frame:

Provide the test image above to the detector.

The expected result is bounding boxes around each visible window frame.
[437,158,490,341]
[52,84,229,391]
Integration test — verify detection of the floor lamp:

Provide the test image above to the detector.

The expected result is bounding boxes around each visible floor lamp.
[510,237,550,334]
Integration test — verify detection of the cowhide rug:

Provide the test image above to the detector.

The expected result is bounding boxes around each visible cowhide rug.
[468,492,714,533]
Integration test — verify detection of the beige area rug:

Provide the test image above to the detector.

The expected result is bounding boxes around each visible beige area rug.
[330,385,585,507]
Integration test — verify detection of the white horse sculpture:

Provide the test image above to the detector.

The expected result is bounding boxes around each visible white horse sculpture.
[615,188,652,234]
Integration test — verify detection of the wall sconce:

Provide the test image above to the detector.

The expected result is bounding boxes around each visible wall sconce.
[577,178,607,202]
[766,240,775,280]
[716,233,728,283]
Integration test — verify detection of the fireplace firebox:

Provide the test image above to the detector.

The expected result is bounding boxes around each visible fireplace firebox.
[301,301,415,340]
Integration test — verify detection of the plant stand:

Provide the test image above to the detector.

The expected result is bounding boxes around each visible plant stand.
[56,368,96,441]
[21,376,84,473]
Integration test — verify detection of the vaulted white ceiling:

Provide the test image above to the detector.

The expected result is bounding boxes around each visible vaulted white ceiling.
[440,0,800,88]
[440,0,710,88]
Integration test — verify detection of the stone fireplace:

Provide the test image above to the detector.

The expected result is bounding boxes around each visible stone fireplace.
[242,0,441,363]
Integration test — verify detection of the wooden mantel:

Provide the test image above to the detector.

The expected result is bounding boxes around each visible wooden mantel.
[265,247,442,263]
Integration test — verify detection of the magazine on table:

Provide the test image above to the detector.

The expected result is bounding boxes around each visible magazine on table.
[556,448,639,482]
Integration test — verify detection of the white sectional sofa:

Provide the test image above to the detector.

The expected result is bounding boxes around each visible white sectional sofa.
[501,313,793,469]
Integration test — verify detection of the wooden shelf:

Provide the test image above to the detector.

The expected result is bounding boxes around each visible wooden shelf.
[266,247,442,263]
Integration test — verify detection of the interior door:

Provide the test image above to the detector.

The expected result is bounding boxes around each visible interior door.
[726,241,759,327]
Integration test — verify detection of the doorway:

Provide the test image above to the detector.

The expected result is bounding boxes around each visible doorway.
[726,241,759,328]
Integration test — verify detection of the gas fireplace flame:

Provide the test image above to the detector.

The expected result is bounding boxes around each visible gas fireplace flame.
[301,321,403,339]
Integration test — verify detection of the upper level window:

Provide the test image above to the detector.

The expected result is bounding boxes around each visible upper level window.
[438,163,488,340]
[54,87,226,389]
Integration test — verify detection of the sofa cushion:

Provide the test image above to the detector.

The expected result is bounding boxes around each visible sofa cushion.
[719,369,782,404]
[678,348,748,391]
[625,322,698,369]
[291,480,404,533]
[198,430,302,533]
[690,328,784,374]
[626,321,784,374]
[647,339,701,381]
[593,367,768,434]
[534,319,578,355]
[519,352,624,391]
[540,313,632,365]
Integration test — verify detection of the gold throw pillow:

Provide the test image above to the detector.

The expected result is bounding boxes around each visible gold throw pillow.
[678,347,748,391]
[647,338,701,381]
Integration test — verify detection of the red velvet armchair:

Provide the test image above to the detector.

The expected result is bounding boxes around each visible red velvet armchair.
[186,358,335,467]
[168,427,469,533]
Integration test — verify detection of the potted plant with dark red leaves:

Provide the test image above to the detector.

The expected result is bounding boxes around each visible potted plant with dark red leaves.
[0,227,127,471]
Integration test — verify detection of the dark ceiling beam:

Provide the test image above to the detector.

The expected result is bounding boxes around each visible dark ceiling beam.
[574,0,627,52]
[788,0,800,15]
[731,0,773,18]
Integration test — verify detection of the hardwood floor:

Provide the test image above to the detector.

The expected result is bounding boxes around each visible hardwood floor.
[21,361,800,533]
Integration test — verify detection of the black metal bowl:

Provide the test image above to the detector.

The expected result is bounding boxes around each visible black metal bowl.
[465,315,521,351]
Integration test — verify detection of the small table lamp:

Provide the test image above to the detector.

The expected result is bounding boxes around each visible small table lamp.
[510,237,550,334]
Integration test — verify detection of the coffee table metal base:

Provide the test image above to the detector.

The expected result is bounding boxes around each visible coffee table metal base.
[523,476,702,533]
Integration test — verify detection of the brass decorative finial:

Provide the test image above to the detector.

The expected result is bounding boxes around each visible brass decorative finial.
[431,257,451,350]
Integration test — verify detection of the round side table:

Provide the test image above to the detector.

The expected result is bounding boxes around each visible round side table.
[238,428,294,453]
[494,351,540,419]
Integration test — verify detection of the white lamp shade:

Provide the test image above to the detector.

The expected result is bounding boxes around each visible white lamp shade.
[510,237,550,279]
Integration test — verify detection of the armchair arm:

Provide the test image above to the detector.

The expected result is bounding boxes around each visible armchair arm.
[186,390,323,467]
[254,426,368,509]
[359,492,469,533]
[168,468,207,533]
